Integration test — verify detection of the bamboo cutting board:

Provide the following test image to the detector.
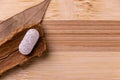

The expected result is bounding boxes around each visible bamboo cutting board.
[1,0,120,80]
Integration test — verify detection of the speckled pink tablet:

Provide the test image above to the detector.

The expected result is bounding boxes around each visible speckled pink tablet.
[19,29,40,55]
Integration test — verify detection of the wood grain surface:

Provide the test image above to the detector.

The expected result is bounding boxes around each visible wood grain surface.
[1,0,120,80]
[0,0,120,20]
[43,20,120,51]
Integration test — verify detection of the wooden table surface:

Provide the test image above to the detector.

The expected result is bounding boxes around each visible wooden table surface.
[1,0,120,80]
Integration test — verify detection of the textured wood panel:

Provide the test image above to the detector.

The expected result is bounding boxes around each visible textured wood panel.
[0,0,120,21]
[45,0,120,20]
[43,20,120,51]
[1,0,120,80]
[1,51,120,80]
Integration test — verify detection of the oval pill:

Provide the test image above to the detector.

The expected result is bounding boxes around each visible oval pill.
[19,29,40,55]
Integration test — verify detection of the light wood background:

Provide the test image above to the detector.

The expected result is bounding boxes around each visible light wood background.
[1,0,120,80]
[0,0,120,20]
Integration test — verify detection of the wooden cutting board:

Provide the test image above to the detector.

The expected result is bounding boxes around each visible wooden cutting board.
[1,0,120,80]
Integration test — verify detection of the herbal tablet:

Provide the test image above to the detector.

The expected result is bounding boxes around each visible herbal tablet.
[19,29,40,55]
